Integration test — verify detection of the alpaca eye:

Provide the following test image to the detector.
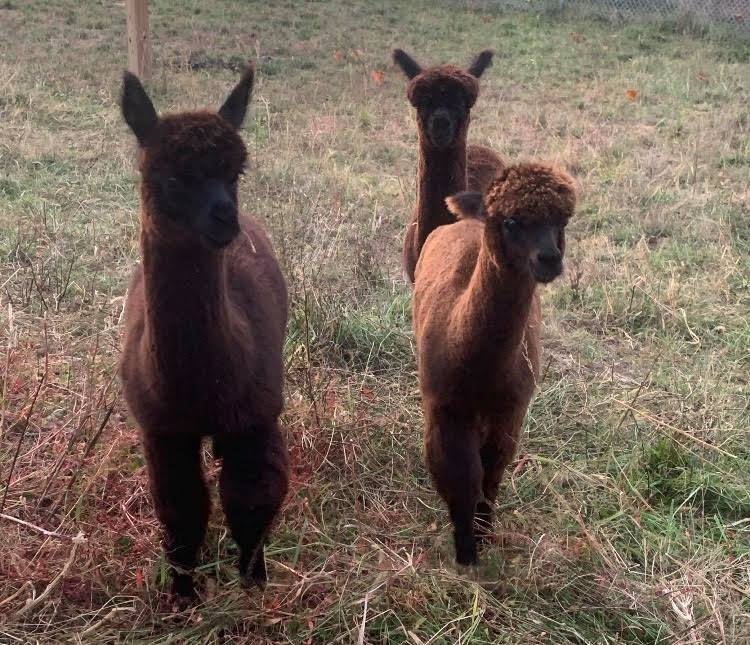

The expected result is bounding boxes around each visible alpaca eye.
[504,218,520,232]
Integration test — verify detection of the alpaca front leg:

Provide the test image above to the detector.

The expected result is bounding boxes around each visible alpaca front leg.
[449,500,479,566]
[476,443,502,544]
[215,428,289,588]
[143,433,209,598]
[477,418,522,545]
[425,407,482,566]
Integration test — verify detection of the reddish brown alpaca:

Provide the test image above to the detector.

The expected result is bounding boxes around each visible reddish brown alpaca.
[393,49,505,284]
[119,66,289,597]
[413,163,577,565]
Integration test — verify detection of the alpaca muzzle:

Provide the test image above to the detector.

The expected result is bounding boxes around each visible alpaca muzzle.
[427,109,457,147]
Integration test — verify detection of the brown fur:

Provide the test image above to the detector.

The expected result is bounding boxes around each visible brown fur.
[413,162,576,565]
[119,68,289,597]
[467,144,505,193]
[393,50,504,285]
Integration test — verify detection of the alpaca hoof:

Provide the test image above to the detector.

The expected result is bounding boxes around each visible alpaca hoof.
[456,551,479,566]
[170,572,197,600]
[455,538,478,566]
[240,547,267,590]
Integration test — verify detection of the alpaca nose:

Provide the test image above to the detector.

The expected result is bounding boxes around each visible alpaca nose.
[433,115,450,130]
[537,248,562,265]
[210,202,236,224]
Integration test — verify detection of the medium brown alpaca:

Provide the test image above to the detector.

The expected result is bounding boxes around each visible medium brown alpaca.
[119,66,289,597]
[393,49,505,284]
[413,162,576,565]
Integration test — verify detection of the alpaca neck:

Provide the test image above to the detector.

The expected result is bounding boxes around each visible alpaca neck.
[452,229,537,377]
[415,131,468,254]
[139,214,234,387]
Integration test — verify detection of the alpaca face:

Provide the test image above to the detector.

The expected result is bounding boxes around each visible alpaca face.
[497,214,567,283]
[412,79,472,149]
[144,115,246,249]
[392,50,494,149]
[121,67,255,249]
[445,163,577,283]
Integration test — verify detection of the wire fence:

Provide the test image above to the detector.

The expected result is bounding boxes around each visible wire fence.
[488,0,750,31]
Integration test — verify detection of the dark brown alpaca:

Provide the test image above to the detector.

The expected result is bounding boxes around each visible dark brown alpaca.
[119,66,289,597]
[413,163,576,565]
[393,48,505,284]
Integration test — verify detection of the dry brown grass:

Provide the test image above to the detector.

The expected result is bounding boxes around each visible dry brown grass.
[1,0,749,642]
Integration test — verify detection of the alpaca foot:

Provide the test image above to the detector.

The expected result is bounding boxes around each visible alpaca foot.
[454,533,478,566]
[170,571,197,600]
[240,545,267,590]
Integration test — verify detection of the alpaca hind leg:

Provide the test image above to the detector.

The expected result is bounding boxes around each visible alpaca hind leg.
[143,433,209,598]
[215,427,289,588]
[426,408,482,566]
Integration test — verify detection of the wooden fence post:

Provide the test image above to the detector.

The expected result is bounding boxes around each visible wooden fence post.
[126,0,151,80]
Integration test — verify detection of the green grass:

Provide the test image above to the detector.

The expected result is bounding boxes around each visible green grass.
[1,0,749,642]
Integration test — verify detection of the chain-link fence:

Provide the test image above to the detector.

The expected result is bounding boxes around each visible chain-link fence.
[488,0,750,31]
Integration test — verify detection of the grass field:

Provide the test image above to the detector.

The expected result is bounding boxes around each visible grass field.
[1,0,749,642]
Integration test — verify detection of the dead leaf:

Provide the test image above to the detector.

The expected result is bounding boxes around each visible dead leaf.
[625,89,639,101]
[371,69,384,85]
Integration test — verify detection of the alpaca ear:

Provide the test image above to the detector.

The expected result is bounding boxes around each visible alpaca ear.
[446,192,485,220]
[467,50,494,78]
[219,64,255,129]
[393,49,423,80]
[121,72,158,145]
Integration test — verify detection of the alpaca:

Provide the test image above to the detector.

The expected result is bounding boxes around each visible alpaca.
[119,66,289,597]
[413,162,576,565]
[393,48,505,284]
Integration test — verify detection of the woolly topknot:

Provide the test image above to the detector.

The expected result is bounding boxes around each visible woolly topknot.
[484,163,577,222]
[406,65,480,108]
[141,112,247,178]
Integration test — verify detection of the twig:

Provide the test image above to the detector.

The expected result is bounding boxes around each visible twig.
[0,581,32,609]
[79,606,135,637]
[615,352,660,432]
[1,321,49,515]
[48,401,115,517]
[0,513,71,540]
[357,591,371,645]
[301,271,321,429]
[0,324,13,442]
[16,531,86,617]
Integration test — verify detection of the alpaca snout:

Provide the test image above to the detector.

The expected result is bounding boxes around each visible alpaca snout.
[531,252,563,283]
[427,109,456,147]
[209,203,237,225]
[204,203,240,248]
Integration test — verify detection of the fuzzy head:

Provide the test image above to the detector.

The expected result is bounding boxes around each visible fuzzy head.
[121,66,255,249]
[393,49,493,149]
[446,163,577,283]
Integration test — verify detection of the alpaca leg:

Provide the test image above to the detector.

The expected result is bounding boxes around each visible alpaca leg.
[215,427,289,588]
[476,444,502,544]
[143,433,209,598]
[425,407,482,566]
[477,420,521,544]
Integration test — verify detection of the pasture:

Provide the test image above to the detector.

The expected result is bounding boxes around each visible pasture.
[1,0,749,642]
